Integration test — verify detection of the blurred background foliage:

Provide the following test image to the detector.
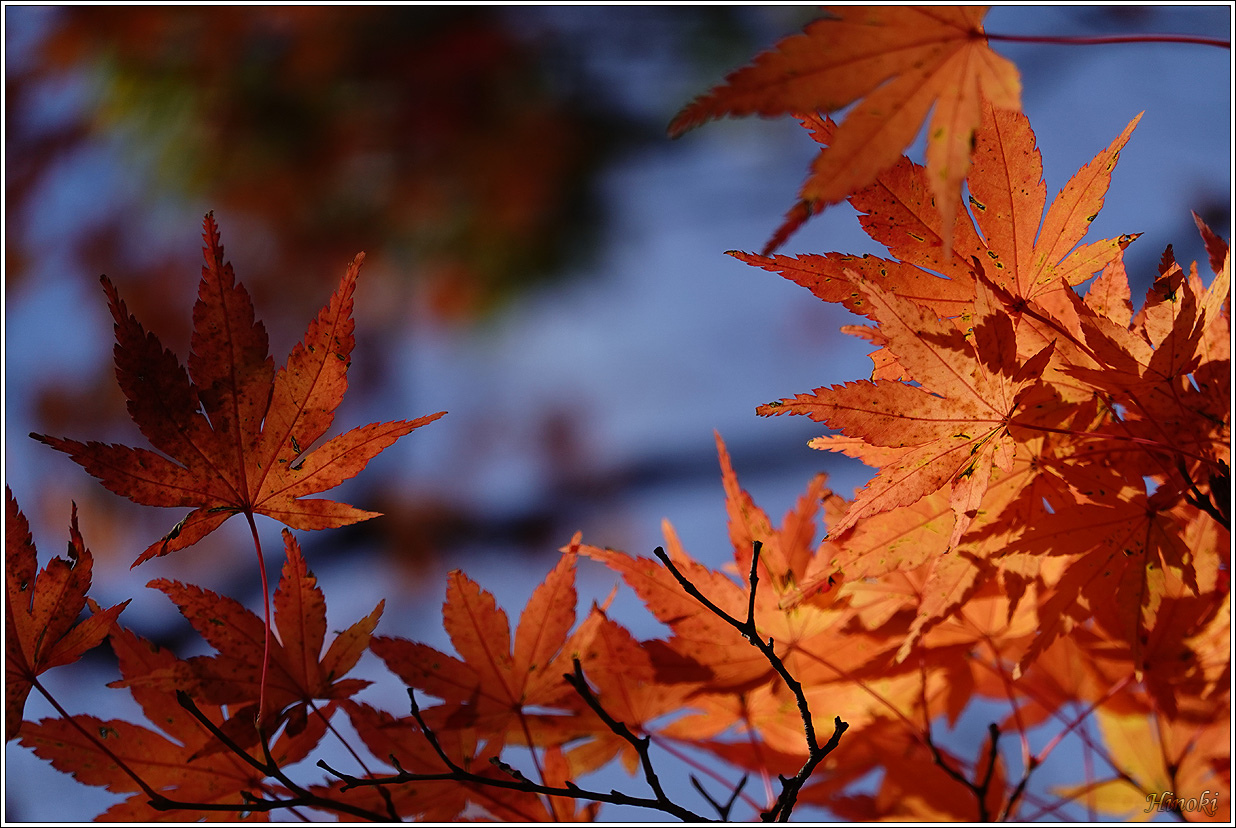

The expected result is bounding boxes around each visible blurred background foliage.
[5,4,819,594]
[12,5,616,319]
[7,6,806,318]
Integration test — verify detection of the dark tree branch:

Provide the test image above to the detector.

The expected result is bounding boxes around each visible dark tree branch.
[921,715,1002,822]
[1177,456,1230,530]
[1001,755,1040,821]
[562,657,699,818]
[984,31,1229,49]
[653,541,849,821]
[692,772,749,821]
[317,687,711,821]
[172,692,391,821]
[979,723,1002,793]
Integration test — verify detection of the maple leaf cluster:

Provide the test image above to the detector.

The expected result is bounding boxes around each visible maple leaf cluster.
[5,5,1230,823]
[8,215,451,820]
[725,101,1229,818]
[15,526,382,820]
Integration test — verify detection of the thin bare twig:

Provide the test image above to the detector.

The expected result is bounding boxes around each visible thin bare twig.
[173,692,389,821]
[692,773,749,821]
[317,687,711,821]
[653,541,848,821]
[1177,456,1231,529]
[562,657,697,817]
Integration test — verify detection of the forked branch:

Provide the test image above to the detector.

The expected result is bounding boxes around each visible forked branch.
[318,542,846,821]
[653,541,849,821]
[318,687,710,821]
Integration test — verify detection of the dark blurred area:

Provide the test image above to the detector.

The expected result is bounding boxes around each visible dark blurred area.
[4,5,819,599]
[8,6,617,322]
[5,6,794,322]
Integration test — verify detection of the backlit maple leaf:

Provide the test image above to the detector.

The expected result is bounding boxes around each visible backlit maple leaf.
[5,487,128,741]
[733,103,1142,354]
[670,6,1021,252]
[370,555,585,744]
[1007,486,1203,679]
[116,529,382,727]
[760,274,1055,546]
[1064,250,1231,475]
[967,104,1141,308]
[33,213,445,566]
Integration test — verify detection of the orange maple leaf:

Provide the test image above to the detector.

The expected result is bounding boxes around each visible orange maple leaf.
[669,6,1021,252]
[760,274,1055,546]
[1006,489,1202,678]
[5,487,128,742]
[32,213,444,567]
[732,103,1142,351]
[967,104,1141,308]
[370,555,585,743]
[1065,250,1231,474]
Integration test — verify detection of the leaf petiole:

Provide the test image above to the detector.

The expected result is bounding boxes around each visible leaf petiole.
[984,31,1229,49]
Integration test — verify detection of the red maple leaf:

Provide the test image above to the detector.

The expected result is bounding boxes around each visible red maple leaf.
[33,213,444,567]
[116,529,382,728]
[5,486,128,741]
[733,102,1142,352]
[1062,248,1230,481]
[19,617,334,820]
